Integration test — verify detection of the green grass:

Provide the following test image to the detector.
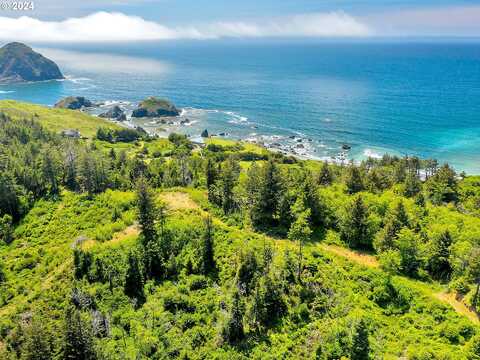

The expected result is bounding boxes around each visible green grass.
[0,190,136,320]
[206,137,267,155]
[0,100,120,137]
[1,184,478,359]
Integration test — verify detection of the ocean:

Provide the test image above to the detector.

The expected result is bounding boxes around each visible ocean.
[1,39,480,173]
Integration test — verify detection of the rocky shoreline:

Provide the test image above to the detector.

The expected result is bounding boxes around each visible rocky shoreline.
[58,95,353,164]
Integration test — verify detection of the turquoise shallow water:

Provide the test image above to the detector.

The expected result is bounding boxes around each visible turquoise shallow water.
[1,40,480,173]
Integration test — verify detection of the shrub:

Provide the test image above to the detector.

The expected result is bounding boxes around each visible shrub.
[95,224,114,242]
[187,275,208,291]
[163,291,195,313]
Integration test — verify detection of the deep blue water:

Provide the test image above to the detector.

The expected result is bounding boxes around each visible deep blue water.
[1,40,480,172]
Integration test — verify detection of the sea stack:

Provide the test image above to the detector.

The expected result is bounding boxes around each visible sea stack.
[0,42,64,83]
[99,105,126,121]
[132,97,180,118]
[55,96,93,110]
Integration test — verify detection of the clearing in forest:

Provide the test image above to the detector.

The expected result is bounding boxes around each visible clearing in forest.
[160,192,200,211]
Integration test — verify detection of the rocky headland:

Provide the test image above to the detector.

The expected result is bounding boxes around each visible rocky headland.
[0,42,63,83]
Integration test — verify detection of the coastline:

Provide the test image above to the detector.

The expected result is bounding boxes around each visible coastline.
[86,100,357,165]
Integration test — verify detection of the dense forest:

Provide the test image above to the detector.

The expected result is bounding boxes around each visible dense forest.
[2,100,480,359]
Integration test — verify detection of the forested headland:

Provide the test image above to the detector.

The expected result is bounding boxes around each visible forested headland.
[2,100,480,359]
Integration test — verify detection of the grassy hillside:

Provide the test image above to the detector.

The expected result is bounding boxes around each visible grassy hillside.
[1,187,478,358]
[2,102,480,359]
[0,100,120,137]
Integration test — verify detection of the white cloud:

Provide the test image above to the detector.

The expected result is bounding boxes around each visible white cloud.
[0,11,372,43]
[205,13,372,38]
[366,6,480,36]
[36,48,171,74]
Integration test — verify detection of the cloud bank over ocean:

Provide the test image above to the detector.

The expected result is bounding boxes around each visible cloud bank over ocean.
[0,11,372,42]
[36,48,172,74]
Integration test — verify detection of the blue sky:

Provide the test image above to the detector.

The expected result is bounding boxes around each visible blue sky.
[21,0,480,21]
[0,0,479,42]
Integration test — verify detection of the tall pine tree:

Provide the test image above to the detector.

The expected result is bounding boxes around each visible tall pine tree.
[351,319,370,360]
[318,162,333,186]
[136,177,157,246]
[345,165,364,195]
[64,307,97,360]
[340,196,371,249]
[201,215,216,275]
[124,250,145,305]
[428,230,453,280]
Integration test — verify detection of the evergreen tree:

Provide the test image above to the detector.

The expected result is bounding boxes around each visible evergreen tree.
[64,307,97,360]
[301,172,325,226]
[0,259,6,284]
[136,177,157,245]
[428,230,453,280]
[116,150,127,170]
[64,147,78,191]
[396,229,422,277]
[245,162,262,222]
[221,289,245,344]
[466,247,480,308]
[236,251,259,295]
[0,172,24,220]
[282,249,297,284]
[78,152,95,197]
[393,201,409,228]
[351,319,370,360]
[414,192,426,208]
[201,215,216,275]
[20,316,55,360]
[205,157,217,201]
[144,240,163,280]
[404,172,422,198]
[248,274,286,330]
[73,248,92,280]
[41,149,59,196]
[345,165,364,194]
[247,159,282,227]
[220,157,240,214]
[393,160,407,183]
[108,148,116,161]
[262,159,282,216]
[426,163,458,204]
[365,168,390,193]
[0,214,13,244]
[124,250,145,305]
[288,197,312,281]
[374,201,409,253]
[318,162,333,186]
[340,196,371,249]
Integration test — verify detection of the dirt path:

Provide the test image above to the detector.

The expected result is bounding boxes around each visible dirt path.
[316,243,480,324]
[435,292,480,324]
[320,244,380,268]
[160,192,200,211]
[109,225,140,245]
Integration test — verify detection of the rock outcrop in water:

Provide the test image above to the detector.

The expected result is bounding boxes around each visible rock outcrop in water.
[0,42,63,83]
[99,105,126,121]
[132,97,180,118]
[55,96,93,110]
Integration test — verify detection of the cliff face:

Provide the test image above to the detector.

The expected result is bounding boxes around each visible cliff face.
[0,42,64,83]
